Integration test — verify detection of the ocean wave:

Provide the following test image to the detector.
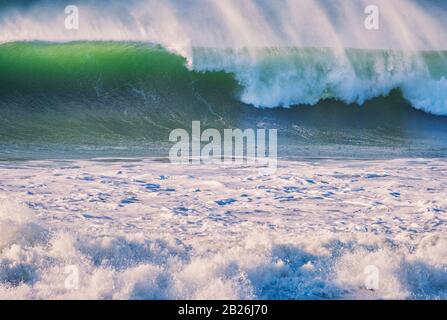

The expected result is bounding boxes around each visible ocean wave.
[1,0,447,116]
[1,42,446,115]
[192,47,447,114]
[1,42,447,158]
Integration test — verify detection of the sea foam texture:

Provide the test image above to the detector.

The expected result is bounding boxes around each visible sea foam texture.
[0,159,447,299]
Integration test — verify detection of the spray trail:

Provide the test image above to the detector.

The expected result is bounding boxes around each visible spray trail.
[1,0,446,54]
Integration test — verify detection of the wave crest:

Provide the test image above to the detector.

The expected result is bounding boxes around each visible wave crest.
[193,47,447,114]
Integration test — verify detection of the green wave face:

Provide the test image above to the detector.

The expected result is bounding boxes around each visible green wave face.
[0,42,194,96]
[1,42,447,160]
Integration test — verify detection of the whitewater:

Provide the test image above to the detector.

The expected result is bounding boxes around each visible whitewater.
[1,158,447,299]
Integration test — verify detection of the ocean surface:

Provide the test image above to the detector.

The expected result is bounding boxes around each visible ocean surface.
[1,0,447,301]
[0,0,447,160]
[1,158,447,299]
[0,42,447,160]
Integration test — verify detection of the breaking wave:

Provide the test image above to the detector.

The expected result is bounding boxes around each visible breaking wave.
[1,42,446,114]
[192,46,447,113]
[1,42,447,159]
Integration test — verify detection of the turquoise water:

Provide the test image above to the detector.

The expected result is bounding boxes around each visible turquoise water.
[1,42,447,160]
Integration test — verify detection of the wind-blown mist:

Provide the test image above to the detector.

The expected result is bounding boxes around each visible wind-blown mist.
[1,0,447,53]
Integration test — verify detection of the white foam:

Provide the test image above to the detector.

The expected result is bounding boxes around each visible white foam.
[0,158,446,299]
[403,77,447,115]
[193,47,447,114]
[0,199,48,250]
